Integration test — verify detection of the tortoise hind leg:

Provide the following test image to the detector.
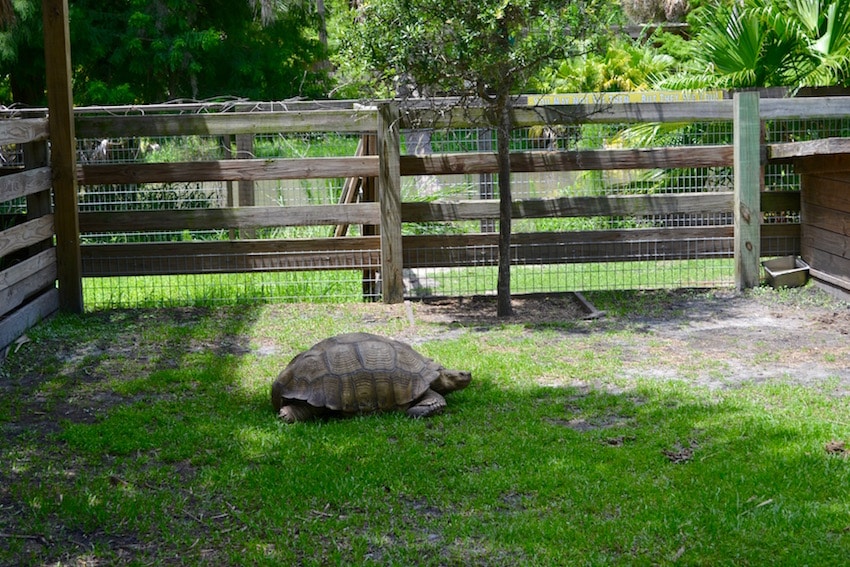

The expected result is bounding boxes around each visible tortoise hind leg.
[278,402,327,423]
[406,389,447,418]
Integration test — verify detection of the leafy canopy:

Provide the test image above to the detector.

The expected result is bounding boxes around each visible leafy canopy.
[337,0,607,101]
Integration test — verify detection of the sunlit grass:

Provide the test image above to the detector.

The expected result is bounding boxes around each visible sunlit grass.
[2,291,849,565]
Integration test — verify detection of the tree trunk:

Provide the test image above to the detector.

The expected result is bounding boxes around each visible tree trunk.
[496,101,513,317]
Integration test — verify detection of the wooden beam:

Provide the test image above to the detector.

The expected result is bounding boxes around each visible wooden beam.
[75,109,378,139]
[403,193,735,222]
[0,288,59,355]
[733,92,762,290]
[78,155,380,185]
[43,0,83,312]
[0,118,50,145]
[79,203,381,233]
[378,102,404,304]
[400,146,733,176]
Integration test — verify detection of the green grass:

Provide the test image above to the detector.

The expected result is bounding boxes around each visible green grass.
[82,259,735,309]
[1,292,849,565]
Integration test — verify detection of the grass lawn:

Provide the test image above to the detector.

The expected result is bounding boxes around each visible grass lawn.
[1,288,849,565]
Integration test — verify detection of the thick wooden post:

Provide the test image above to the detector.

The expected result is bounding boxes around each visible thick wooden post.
[43,0,83,312]
[377,102,403,304]
[733,91,761,290]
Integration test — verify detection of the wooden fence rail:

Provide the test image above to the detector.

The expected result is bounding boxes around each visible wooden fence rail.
[4,94,845,312]
[0,117,59,352]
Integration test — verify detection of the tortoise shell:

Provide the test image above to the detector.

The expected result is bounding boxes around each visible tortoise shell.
[271,332,443,414]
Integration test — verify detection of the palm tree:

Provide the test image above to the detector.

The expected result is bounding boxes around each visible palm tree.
[660,0,850,89]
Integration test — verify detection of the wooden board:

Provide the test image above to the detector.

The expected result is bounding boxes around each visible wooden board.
[0,215,54,258]
[801,175,850,213]
[0,167,52,203]
[400,146,733,176]
[0,248,57,318]
[0,288,59,355]
[79,203,381,233]
[81,237,382,276]
[75,109,378,138]
[403,193,735,222]
[0,118,50,145]
[78,156,380,185]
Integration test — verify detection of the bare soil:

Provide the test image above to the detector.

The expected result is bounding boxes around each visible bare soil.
[405,288,850,394]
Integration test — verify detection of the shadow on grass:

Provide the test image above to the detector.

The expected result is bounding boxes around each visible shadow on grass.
[1,302,849,565]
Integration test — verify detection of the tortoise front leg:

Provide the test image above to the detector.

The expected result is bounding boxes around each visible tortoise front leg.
[406,389,447,418]
[278,402,327,423]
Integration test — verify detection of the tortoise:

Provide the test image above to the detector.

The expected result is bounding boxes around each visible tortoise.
[271,332,471,422]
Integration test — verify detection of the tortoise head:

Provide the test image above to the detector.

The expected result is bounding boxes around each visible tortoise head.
[431,369,472,394]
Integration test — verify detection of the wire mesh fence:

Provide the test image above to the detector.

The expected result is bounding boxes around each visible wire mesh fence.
[68,100,845,310]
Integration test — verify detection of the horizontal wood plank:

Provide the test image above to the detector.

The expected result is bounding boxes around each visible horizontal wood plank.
[403,193,736,222]
[0,118,50,145]
[406,102,735,128]
[801,175,850,212]
[402,227,734,267]
[81,237,383,276]
[802,202,850,236]
[803,224,850,260]
[0,215,54,258]
[400,146,733,176]
[0,288,59,355]
[760,97,850,121]
[80,203,381,233]
[78,156,379,185]
[802,246,850,282]
[0,167,53,203]
[0,248,57,318]
[75,110,378,138]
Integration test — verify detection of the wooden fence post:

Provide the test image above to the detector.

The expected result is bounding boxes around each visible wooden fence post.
[377,102,404,303]
[733,91,761,290]
[43,0,83,313]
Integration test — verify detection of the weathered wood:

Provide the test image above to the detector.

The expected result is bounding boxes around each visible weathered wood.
[24,142,53,257]
[403,193,736,222]
[235,134,256,239]
[400,146,733,176]
[78,156,380,185]
[0,248,58,318]
[803,202,850,236]
[401,227,734,267]
[0,167,52,202]
[377,102,404,303]
[75,109,378,139]
[0,118,50,145]
[733,92,762,290]
[405,101,735,129]
[803,224,850,259]
[801,175,850,212]
[43,0,83,313]
[0,288,59,354]
[0,215,54,258]
[760,97,850,121]
[81,237,382,276]
[802,246,850,282]
[79,203,381,232]
[768,138,850,161]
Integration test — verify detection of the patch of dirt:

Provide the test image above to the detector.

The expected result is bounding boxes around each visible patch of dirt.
[409,288,850,394]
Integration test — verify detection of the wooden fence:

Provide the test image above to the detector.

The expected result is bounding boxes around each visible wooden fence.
[0,118,59,352]
[3,93,849,331]
[72,93,828,303]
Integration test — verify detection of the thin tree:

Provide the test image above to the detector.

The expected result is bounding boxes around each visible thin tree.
[338,0,607,315]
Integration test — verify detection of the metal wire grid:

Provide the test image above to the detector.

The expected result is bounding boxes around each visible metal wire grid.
[75,112,842,309]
